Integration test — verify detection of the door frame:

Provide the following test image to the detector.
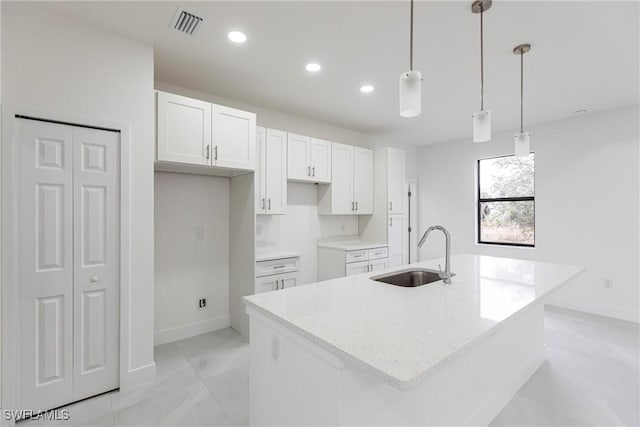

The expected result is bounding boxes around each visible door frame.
[1,106,132,416]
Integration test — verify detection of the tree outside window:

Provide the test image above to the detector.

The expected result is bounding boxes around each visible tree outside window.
[477,154,535,246]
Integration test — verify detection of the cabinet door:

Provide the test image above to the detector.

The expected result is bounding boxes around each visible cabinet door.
[388,148,406,214]
[256,127,266,213]
[331,143,355,214]
[287,133,311,181]
[255,275,278,294]
[346,260,370,276]
[212,104,256,170]
[369,258,388,272]
[279,271,298,289]
[157,91,211,165]
[310,138,332,183]
[388,214,406,265]
[264,129,287,214]
[353,147,373,214]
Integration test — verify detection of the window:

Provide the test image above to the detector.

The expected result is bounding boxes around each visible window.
[477,154,535,246]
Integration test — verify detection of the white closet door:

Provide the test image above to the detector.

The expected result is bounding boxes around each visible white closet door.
[18,119,75,411]
[72,127,120,400]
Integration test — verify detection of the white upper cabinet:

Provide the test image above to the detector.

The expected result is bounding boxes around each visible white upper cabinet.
[287,133,310,181]
[329,143,354,214]
[309,138,331,183]
[318,143,372,215]
[256,127,287,215]
[287,133,332,183]
[353,147,373,214]
[156,91,256,172]
[157,91,211,165]
[387,148,406,214]
[212,104,256,170]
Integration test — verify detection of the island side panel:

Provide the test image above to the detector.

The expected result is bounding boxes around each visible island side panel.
[248,308,342,426]
[337,302,546,426]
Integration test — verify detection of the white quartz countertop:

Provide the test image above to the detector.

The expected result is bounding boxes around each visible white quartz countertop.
[255,251,301,262]
[244,254,584,390]
[318,238,388,251]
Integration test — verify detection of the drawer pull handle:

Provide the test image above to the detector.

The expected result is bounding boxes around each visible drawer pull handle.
[353,254,363,258]
[273,265,286,269]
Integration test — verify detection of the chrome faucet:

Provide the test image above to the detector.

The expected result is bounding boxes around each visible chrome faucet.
[417,225,452,284]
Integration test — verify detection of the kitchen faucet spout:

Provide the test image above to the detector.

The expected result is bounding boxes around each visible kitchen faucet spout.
[417,225,452,285]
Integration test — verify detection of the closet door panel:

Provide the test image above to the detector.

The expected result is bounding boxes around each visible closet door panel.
[17,119,75,411]
[72,127,120,401]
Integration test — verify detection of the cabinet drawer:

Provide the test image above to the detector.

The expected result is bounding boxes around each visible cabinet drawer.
[256,257,299,277]
[368,247,388,260]
[346,260,369,276]
[345,250,368,263]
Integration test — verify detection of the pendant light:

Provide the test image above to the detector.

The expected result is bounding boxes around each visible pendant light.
[399,0,422,118]
[471,0,492,142]
[513,43,531,157]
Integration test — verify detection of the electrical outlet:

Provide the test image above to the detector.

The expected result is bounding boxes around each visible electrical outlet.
[195,226,205,240]
[198,298,207,309]
[604,279,613,289]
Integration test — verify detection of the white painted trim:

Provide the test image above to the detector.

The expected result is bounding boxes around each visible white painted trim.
[154,315,231,346]
[123,362,157,390]
[545,298,640,324]
[1,105,133,411]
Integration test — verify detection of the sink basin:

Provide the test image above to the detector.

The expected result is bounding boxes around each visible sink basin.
[371,268,454,287]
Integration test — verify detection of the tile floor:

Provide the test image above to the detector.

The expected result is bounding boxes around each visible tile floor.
[20,306,638,426]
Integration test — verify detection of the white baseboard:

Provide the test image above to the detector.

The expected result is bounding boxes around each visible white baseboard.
[124,362,156,390]
[545,297,640,323]
[154,315,231,346]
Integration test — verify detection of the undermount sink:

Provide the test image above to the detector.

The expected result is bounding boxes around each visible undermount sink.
[371,268,455,288]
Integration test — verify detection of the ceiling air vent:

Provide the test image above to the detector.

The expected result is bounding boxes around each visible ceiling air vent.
[170,7,204,36]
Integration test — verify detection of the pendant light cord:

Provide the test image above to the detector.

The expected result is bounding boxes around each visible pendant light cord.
[480,5,484,111]
[520,50,524,133]
[409,0,414,71]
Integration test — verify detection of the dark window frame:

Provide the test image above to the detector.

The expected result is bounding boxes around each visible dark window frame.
[477,154,536,248]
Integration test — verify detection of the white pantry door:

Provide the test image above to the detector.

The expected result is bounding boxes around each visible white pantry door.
[17,118,120,412]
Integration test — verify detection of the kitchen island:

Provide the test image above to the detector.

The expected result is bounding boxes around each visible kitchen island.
[243,254,584,426]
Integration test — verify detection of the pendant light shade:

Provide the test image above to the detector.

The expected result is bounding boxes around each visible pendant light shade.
[400,70,422,118]
[399,0,422,118]
[471,0,492,143]
[514,131,530,158]
[472,110,491,142]
[513,43,531,157]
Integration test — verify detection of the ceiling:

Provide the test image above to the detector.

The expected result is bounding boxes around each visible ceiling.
[35,1,639,146]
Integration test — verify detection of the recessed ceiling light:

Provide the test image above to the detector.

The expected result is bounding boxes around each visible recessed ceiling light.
[305,63,322,72]
[227,31,247,44]
[360,85,375,93]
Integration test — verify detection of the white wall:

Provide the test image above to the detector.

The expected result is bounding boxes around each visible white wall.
[256,183,359,284]
[417,106,639,323]
[154,172,230,344]
[2,1,156,387]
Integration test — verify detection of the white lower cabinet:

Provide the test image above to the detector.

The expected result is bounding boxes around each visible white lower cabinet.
[318,245,388,280]
[388,214,407,267]
[255,256,300,294]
